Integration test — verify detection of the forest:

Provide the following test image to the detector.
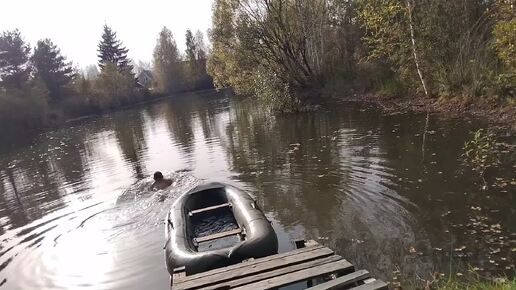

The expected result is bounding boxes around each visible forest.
[0,25,212,136]
[207,0,514,113]
[0,0,514,135]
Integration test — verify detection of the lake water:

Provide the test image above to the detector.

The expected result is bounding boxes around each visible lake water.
[0,90,514,289]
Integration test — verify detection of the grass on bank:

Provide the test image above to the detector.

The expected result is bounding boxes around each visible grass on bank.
[436,278,516,290]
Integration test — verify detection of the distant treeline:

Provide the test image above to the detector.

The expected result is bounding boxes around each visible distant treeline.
[0,25,213,135]
[207,0,515,112]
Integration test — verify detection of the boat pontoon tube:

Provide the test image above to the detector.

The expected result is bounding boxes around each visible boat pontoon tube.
[164,182,278,275]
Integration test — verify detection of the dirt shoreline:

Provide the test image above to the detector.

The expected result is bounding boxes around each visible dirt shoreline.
[332,93,516,133]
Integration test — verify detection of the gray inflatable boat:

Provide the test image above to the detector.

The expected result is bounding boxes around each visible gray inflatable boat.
[164,182,278,275]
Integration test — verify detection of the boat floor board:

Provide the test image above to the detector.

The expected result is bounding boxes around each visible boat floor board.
[194,228,242,244]
[171,240,388,290]
[188,202,232,216]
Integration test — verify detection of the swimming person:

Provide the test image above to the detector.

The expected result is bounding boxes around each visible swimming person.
[150,171,173,190]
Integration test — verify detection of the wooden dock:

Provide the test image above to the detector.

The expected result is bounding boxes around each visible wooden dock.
[171,240,388,290]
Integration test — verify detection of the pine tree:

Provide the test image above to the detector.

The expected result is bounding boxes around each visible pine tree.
[0,29,31,89]
[32,39,75,101]
[97,25,133,73]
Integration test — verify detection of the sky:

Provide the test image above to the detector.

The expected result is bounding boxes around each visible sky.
[0,0,214,68]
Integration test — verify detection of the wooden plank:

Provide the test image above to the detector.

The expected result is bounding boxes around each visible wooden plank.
[349,279,388,290]
[194,228,242,244]
[232,259,354,290]
[204,255,344,290]
[175,242,323,283]
[172,266,186,287]
[175,247,334,289]
[189,203,231,216]
[175,246,334,289]
[306,270,370,290]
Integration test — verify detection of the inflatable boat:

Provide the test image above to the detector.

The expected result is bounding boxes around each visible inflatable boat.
[164,182,278,275]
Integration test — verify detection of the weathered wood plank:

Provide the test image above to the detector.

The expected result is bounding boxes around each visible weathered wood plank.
[189,202,232,216]
[349,279,388,290]
[306,269,370,290]
[194,228,242,244]
[175,242,324,283]
[175,247,334,289]
[204,255,344,290]
[172,266,186,287]
[232,259,354,290]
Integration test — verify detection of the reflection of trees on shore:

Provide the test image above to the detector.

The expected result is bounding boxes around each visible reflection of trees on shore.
[0,154,64,229]
[0,167,29,231]
[163,99,195,156]
[113,111,148,179]
[222,100,348,233]
[0,125,95,229]
[196,101,218,143]
[219,100,442,281]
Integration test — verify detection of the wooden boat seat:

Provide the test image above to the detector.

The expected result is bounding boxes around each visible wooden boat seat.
[194,228,243,244]
[189,203,232,217]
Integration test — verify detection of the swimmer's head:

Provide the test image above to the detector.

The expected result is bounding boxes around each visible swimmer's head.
[153,171,164,181]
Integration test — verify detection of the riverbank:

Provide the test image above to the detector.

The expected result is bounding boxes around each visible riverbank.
[325,92,516,133]
[393,274,516,290]
[437,278,516,290]
[64,88,220,123]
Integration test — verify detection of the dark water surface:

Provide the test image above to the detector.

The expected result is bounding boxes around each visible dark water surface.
[0,90,514,289]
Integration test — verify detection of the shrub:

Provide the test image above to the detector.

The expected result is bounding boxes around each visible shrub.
[0,79,49,134]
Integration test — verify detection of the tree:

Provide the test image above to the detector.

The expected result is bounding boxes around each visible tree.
[97,25,133,73]
[185,29,196,62]
[93,63,139,110]
[152,26,183,93]
[0,29,31,89]
[185,29,210,90]
[194,30,207,60]
[32,39,75,101]
[492,0,516,98]
[208,0,330,111]
[84,64,99,79]
[133,60,152,75]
